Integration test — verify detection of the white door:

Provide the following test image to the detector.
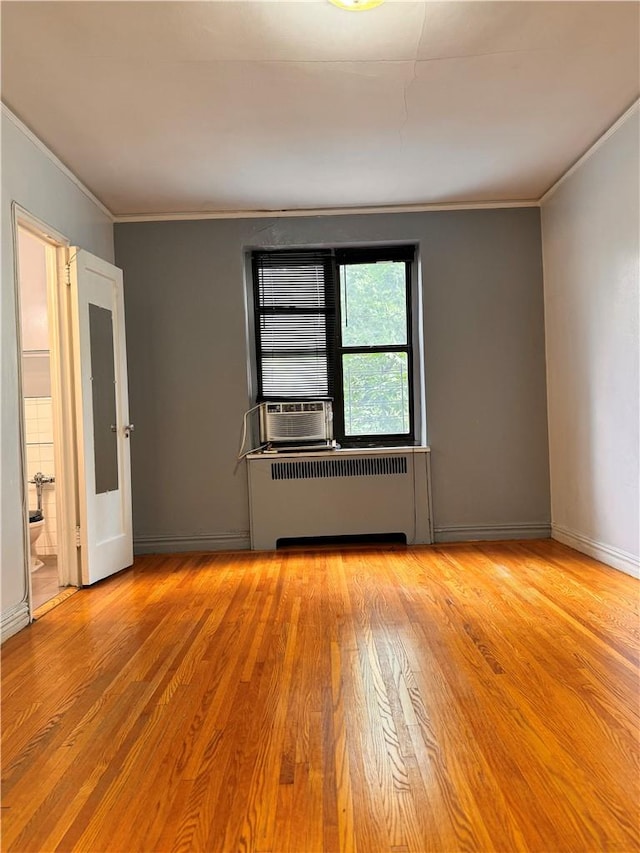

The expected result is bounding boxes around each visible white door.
[69,249,133,584]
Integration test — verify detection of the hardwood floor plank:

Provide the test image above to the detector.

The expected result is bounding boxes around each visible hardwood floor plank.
[2,542,638,852]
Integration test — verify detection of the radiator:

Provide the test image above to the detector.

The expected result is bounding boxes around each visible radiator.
[246,447,432,550]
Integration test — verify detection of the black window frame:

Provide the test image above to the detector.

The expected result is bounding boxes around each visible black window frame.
[252,245,416,447]
[333,246,414,446]
[252,249,337,403]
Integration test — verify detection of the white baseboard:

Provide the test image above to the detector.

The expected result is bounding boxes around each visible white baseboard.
[434,522,551,543]
[134,531,251,555]
[552,524,640,579]
[1,601,30,643]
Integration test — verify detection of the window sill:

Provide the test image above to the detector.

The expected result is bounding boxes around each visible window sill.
[247,445,430,460]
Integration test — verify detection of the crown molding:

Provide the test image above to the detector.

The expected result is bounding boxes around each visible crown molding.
[1,103,114,222]
[540,99,639,206]
[113,199,539,223]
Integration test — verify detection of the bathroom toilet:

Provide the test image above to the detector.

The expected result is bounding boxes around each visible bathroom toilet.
[28,510,45,572]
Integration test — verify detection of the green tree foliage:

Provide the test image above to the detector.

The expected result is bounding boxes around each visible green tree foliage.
[343,352,409,435]
[340,262,406,346]
[340,262,409,435]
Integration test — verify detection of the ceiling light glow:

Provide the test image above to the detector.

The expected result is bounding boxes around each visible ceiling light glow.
[329,0,385,11]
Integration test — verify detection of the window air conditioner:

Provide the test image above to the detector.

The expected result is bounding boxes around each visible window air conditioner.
[260,401,333,444]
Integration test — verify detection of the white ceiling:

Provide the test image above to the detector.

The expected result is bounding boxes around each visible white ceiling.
[1,1,638,217]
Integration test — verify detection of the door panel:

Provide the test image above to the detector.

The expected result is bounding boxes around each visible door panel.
[70,249,132,584]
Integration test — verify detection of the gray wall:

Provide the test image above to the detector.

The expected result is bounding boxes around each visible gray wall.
[114,208,550,551]
[2,107,114,639]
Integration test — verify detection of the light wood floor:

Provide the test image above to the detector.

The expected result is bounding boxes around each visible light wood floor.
[2,540,638,852]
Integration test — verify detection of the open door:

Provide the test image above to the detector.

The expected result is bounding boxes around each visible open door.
[69,249,133,585]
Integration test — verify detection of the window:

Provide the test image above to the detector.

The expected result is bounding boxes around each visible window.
[252,245,415,446]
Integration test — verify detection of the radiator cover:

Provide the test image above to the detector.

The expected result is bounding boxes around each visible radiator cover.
[247,447,432,550]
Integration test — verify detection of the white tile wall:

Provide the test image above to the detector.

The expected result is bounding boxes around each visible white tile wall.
[24,395,57,556]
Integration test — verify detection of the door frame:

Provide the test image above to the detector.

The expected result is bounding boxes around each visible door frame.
[12,204,82,618]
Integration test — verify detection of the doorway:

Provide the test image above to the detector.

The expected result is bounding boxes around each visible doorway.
[14,206,134,619]
[15,211,80,615]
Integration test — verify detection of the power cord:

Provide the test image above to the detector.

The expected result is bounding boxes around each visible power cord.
[237,403,267,460]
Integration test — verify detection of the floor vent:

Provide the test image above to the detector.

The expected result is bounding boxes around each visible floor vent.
[277,532,407,549]
[271,455,408,481]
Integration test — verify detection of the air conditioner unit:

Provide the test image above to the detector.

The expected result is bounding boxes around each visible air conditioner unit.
[260,401,333,444]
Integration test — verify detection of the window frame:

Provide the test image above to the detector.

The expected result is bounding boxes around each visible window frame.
[252,250,336,403]
[251,245,416,448]
[333,247,415,446]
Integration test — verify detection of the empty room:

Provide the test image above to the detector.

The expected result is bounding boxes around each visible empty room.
[1,1,638,851]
